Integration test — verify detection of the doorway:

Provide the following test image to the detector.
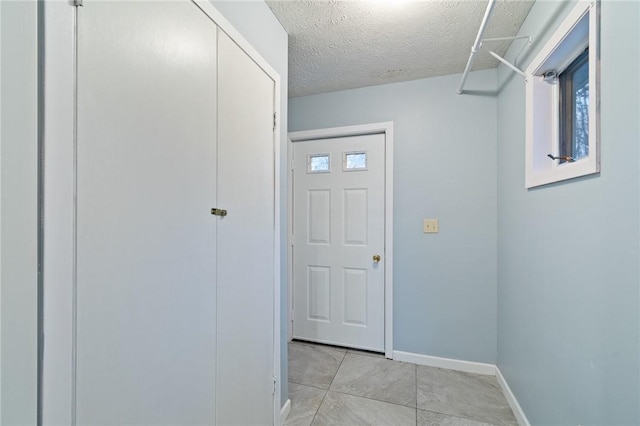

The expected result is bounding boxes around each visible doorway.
[288,122,394,357]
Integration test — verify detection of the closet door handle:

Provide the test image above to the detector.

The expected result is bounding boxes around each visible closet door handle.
[211,208,227,217]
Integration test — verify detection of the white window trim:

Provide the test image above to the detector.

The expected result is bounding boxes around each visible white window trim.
[525,0,600,188]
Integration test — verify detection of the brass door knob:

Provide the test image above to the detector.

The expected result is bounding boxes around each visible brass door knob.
[373,254,381,263]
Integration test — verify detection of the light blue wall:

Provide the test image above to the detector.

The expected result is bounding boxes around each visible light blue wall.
[208,0,290,407]
[290,70,499,363]
[496,1,640,424]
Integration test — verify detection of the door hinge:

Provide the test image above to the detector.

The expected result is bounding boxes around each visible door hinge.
[273,112,277,131]
[73,0,83,7]
[273,376,277,395]
[211,208,227,217]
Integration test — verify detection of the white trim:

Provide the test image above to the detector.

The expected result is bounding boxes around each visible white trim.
[289,122,393,142]
[287,127,294,342]
[0,2,3,420]
[383,124,394,359]
[524,0,600,188]
[288,122,394,358]
[43,1,282,424]
[192,0,278,81]
[392,351,496,376]
[272,67,283,426]
[496,368,531,426]
[279,398,291,425]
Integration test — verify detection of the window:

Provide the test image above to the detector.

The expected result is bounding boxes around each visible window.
[343,151,367,171]
[525,0,599,188]
[308,153,330,173]
[559,48,589,163]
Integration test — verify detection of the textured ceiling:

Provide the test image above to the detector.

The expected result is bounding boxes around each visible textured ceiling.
[266,0,535,97]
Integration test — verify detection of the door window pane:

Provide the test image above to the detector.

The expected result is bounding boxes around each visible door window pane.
[308,154,330,173]
[344,152,367,171]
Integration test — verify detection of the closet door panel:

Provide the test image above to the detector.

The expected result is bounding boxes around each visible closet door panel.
[216,30,276,425]
[75,2,217,424]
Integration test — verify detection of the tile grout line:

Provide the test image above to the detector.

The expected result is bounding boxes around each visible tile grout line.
[287,379,331,391]
[327,388,417,410]
[309,349,347,425]
[327,350,348,391]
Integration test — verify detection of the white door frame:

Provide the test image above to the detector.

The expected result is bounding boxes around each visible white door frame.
[288,122,394,358]
[41,1,282,424]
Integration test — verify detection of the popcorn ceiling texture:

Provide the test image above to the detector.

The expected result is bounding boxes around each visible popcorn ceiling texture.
[266,0,534,97]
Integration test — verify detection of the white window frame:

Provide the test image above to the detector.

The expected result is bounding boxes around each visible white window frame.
[307,153,331,173]
[525,0,600,188]
[342,150,368,172]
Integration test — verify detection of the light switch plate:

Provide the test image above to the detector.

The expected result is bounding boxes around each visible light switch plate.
[423,219,439,233]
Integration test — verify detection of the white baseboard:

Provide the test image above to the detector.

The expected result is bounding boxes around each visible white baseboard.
[496,368,530,426]
[280,398,291,425]
[392,350,496,376]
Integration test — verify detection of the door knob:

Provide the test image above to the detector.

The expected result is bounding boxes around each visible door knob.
[373,254,381,263]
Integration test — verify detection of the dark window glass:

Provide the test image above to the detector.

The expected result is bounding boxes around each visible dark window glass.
[559,48,589,162]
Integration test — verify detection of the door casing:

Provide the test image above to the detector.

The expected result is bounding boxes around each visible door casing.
[288,122,394,358]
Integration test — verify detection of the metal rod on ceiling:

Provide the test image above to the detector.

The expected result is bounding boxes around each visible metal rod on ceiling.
[481,35,532,43]
[456,0,497,95]
[487,50,526,77]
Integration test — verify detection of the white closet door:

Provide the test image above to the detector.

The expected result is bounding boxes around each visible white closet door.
[216,30,276,425]
[76,2,217,424]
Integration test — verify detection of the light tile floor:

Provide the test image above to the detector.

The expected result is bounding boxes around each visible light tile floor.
[286,341,517,426]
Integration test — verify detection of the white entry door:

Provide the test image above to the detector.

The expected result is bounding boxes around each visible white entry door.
[293,133,385,352]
